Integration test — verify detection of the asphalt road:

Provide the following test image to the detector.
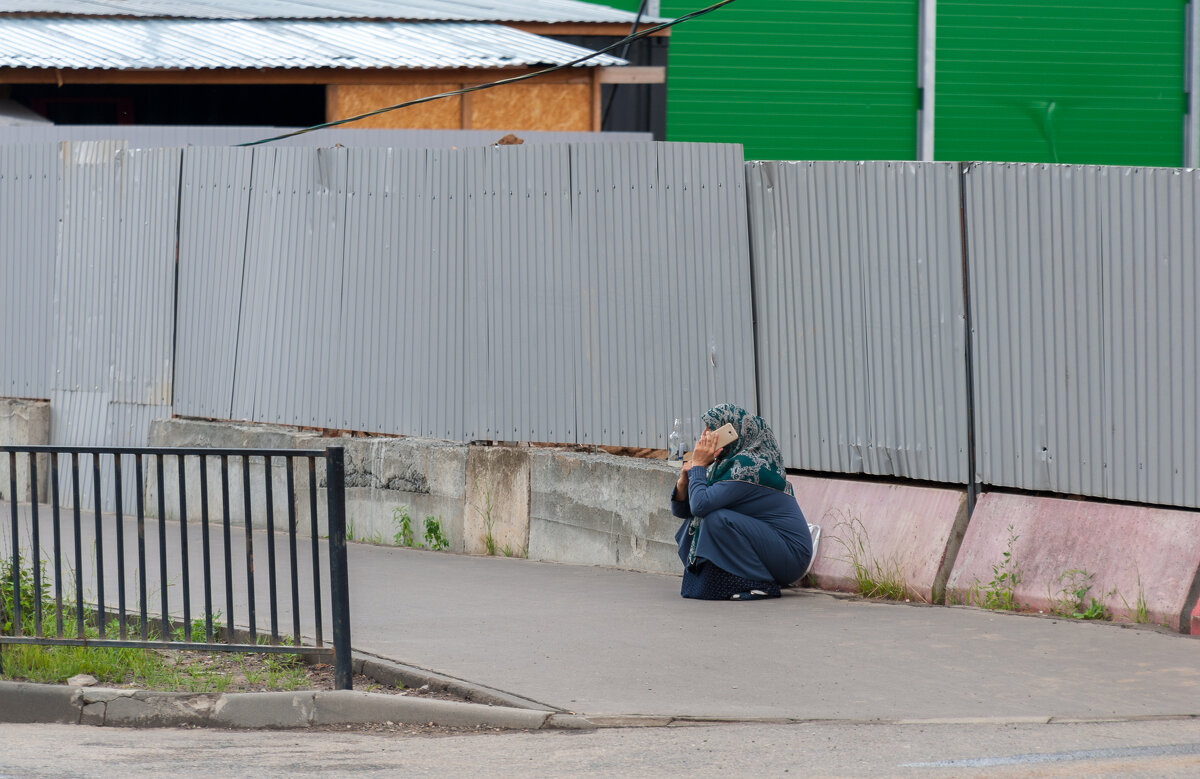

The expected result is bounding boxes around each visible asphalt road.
[2,719,1199,777]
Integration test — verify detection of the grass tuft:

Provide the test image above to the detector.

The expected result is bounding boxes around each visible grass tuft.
[827,510,915,602]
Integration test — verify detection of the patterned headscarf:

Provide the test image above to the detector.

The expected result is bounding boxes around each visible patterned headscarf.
[700,403,793,496]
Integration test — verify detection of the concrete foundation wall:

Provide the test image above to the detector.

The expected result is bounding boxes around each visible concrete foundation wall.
[465,446,530,557]
[147,418,315,533]
[148,418,683,573]
[0,398,50,503]
[946,492,1200,633]
[328,436,468,553]
[790,474,970,603]
[528,450,681,574]
[148,419,469,551]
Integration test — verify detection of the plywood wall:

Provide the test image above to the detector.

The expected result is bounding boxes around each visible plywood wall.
[327,84,462,129]
[327,79,595,131]
[470,82,592,131]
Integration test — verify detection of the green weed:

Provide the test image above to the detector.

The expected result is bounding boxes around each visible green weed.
[472,478,497,556]
[171,612,226,642]
[423,516,450,552]
[392,506,415,547]
[1051,568,1110,620]
[1115,570,1150,624]
[969,525,1022,610]
[828,510,914,602]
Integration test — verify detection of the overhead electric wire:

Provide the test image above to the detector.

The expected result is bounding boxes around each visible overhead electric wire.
[237,0,735,146]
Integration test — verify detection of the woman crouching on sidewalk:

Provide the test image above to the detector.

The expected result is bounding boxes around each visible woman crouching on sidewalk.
[671,403,812,601]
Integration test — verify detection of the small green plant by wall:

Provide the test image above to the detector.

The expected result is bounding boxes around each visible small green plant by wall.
[471,477,497,556]
[423,516,449,552]
[1117,571,1150,625]
[827,509,915,602]
[390,505,450,551]
[1050,569,1110,620]
[392,506,415,547]
[964,525,1022,611]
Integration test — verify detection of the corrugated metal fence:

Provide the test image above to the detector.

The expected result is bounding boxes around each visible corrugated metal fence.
[964,162,1200,509]
[0,142,180,509]
[0,144,56,401]
[174,141,755,449]
[2,143,1198,512]
[750,160,1200,510]
[56,142,179,509]
[748,161,969,485]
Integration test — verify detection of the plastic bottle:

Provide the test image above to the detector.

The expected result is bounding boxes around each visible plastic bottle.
[667,418,683,462]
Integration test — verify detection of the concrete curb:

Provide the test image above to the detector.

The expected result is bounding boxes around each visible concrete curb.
[351,651,557,712]
[0,679,585,731]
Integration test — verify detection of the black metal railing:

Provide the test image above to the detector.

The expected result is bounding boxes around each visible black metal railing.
[1,445,351,689]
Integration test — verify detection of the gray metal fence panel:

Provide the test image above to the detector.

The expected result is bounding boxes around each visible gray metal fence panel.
[109,148,181,406]
[748,160,969,482]
[48,396,171,513]
[53,143,178,406]
[174,146,255,420]
[53,141,122,396]
[463,143,580,442]
[230,146,348,428]
[966,162,1200,509]
[0,144,56,399]
[570,142,757,448]
[335,146,468,439]
[48,141,179,510]
[186,141,753,449]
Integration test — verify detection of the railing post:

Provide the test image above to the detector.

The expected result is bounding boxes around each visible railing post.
[325,446,352,690]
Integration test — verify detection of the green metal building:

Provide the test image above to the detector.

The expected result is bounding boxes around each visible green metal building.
[596,0,1200,166]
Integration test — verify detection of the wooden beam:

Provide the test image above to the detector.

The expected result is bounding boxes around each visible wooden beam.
[596,66,665,84]
[591,68,602,132]
[461,89,474,129]
[0,67,595,86]
[325,84,338,123]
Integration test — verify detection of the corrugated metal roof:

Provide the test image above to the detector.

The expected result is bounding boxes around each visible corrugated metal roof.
[0,18,627,70]
[0,0,667,23]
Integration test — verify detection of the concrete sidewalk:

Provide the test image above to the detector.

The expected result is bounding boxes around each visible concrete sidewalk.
[4,500,1198,726]
[347,544,1200,722]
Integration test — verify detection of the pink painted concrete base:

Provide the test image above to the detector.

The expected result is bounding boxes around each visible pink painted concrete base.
[788,475,969,603]
[945,492,1200,633]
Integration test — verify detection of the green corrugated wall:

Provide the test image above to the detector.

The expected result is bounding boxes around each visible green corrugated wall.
[584,0,1191,165]
[937,1,1185,166]
[658,0,919,160]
